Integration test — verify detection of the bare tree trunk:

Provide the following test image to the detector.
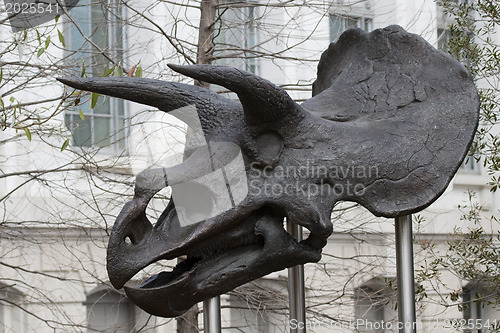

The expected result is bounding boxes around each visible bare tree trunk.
[177,2,217,332]
[195,0,217,88]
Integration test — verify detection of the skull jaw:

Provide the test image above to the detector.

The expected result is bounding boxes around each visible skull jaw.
[122,212,321,317]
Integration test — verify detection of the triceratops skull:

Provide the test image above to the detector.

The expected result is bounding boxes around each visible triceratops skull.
[58,26,479,317]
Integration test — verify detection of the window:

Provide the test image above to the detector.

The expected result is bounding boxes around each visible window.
[437,28,451,52]
[214,1,260,74]
[329,14,373,42]
[354,277,397,333]
[227,280,287,333]
[0,284,26,333]
[85,285,156,333]
[85,286,135,333]
[228,294,271,333]
[436,2,474,62]
[437,3,483,181]
[463,282,500,333]
[459,155,480,174]
[65,0,127,151]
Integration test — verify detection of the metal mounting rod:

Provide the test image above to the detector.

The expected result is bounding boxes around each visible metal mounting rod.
[287,221,306,333]
[395,215,417,333]
[203,296,221,333]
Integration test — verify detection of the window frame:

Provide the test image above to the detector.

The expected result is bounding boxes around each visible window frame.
[329,13,374,42]
[84,285,136,333]
[463,282,500,333]
[214,0,260,74]
[354,277,397,333]
[64,0,129,154]
[459,155,480,174]
[0,284,27,333]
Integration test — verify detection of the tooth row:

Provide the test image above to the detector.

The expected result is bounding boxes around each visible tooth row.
[185,233,259,260]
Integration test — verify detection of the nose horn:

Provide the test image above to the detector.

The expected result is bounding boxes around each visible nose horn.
[106,162,202,289]
[106,195,154,289]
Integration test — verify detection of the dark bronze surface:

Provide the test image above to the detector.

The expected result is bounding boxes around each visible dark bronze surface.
[58,26,479,317]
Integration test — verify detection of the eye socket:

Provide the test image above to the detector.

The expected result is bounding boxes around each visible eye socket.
[254,131,283,167]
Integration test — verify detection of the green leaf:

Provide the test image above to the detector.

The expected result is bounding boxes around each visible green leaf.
[9,96,14,103]
[79,109,85,120]
[135,66,143,78]
[113,64,124,77]
[55,14,60,23]
[81,59,86,77]
[91,92,98,109]
[37,48,45,57]
[61,138,70,151]
[57,29,65,47]
[102,66,115,77]
[24,127,31,141]
[0,67,3,83]
[44,36,50,49]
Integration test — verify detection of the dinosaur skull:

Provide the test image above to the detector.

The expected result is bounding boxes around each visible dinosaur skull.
[58,26,479,317]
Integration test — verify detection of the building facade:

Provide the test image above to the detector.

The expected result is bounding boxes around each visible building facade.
[0,0,498,332]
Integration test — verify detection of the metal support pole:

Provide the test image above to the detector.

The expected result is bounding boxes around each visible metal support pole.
[287,221,306,333]
[203,296,221,333]
[395,215,417,333]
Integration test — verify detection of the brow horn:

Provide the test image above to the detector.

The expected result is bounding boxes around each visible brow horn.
[168,64,303,125]
[56,77,228,131]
